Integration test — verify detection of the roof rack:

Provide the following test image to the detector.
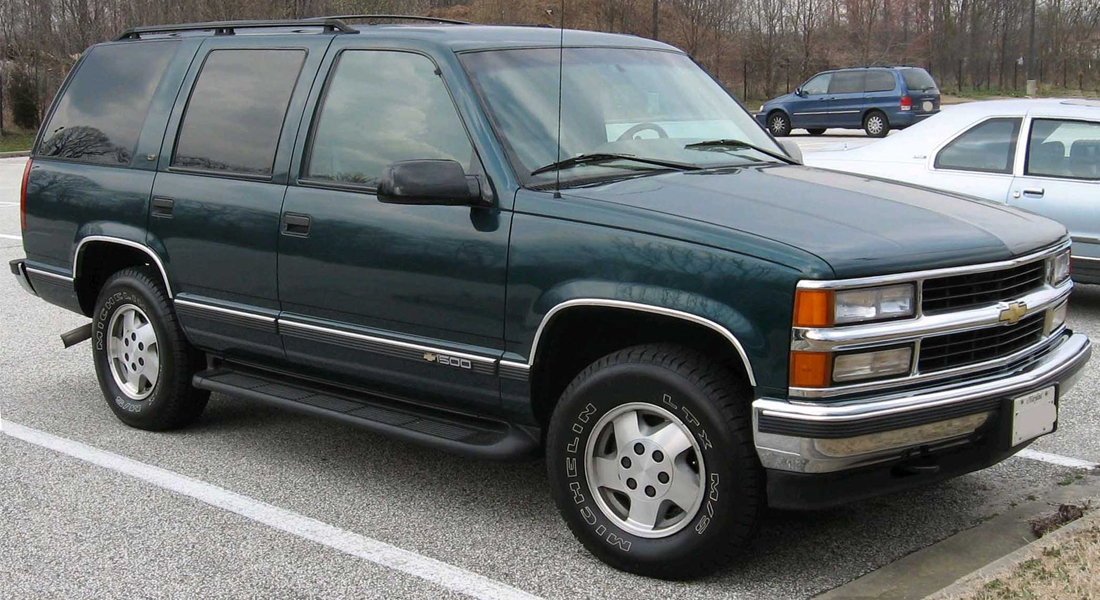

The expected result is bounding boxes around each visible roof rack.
[115,18,355,40]
[314,14,470,25]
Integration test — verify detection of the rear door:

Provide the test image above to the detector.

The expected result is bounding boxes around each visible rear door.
[826,71,866,128]
[149,37,329,361]
[862,69,899,119]
[1010,117,1100,269]
[789,72,832,129]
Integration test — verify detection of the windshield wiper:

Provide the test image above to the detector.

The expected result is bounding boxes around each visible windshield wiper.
[683,139,795,163]
[530,153,700,176]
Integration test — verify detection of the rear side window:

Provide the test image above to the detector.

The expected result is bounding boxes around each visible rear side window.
[1026,119,1100,180]
[901,68,937,92]
[38,42,176,166]
[864,71,896,93]
[173,49,305,176]
[828,72,864,94]
[305,51,474,187]
[935,118,1021,174]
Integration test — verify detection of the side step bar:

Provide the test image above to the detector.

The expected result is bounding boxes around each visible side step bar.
[193,367,539,461]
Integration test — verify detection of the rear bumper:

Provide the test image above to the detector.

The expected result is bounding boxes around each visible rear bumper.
[891,110,938,127]
[9,259,36,297]
[755,331,1090,507]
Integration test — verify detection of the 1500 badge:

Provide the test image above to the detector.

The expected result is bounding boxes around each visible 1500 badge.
[423,352,473,370]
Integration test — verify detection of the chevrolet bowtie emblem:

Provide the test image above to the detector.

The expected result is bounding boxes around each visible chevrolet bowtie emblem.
[998,301,1028,325]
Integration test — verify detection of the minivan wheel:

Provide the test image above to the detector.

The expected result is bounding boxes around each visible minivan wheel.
[768,112,791,137]
[546,344,762,579]
[92,266,208,430]
[863,111,890,138]
[807,128,826,136]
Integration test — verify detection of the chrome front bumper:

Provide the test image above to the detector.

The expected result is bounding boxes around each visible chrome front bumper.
[753,332,1091,473]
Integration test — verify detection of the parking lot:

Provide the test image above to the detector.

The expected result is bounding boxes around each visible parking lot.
[1,148,1098,599]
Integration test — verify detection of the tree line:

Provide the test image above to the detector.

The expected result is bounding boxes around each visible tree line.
[2,0,1098,131]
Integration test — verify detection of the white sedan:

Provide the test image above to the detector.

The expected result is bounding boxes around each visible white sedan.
[805,99,1100,282]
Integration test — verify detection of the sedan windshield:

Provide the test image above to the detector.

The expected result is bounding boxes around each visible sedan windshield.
[460,47,785,186]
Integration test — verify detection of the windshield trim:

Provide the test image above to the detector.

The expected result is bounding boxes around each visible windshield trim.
[458,46,778,190]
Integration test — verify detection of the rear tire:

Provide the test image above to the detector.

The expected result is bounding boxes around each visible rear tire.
[546,344,762,579]
[767,112,791,137]
[92,266,208,430]
[807,128,826,136]
[863,111,890,138]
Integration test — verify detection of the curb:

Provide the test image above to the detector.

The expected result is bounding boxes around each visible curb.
[0,151,30,159]
[923,500,1100,599]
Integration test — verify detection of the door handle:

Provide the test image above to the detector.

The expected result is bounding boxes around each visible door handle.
[1022,188,1045,198]
[282,213,311,236]
[151,197,174,217]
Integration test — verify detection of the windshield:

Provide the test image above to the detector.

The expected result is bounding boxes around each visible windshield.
[460,47,784,186]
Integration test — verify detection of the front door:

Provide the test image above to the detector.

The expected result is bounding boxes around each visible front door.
[277,47,510,411]
[790,72,833,129]
[1009,117,1100,271]
[149,38,329,361]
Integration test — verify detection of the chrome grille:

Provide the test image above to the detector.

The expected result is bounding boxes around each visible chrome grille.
[918,313,1045,373]
[922,261,1046,314]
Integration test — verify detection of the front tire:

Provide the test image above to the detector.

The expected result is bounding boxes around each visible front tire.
[863,111,890,138]
[92,266,208,430]
[767,112,791,137]
[546,344,762,579]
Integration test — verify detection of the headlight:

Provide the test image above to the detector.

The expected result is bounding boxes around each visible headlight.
[833,346,913,382]
[794,284,916,327]
[1048,250,1071,285]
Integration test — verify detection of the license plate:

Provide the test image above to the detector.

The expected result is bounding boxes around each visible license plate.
[1011,387,1057,446]
[922,101,934,112]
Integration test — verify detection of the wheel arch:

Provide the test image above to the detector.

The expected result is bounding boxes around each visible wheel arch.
[525,299,758,428]
[73,235,173,316]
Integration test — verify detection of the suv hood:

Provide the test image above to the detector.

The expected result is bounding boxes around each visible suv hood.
[564,165,1066,279]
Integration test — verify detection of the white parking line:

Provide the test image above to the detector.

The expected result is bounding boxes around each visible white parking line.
[1015,448,1098,470]
[0,234,23,240]
[0,419,542,600]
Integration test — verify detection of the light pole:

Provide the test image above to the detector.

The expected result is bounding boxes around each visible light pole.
[1026,0,1037,96]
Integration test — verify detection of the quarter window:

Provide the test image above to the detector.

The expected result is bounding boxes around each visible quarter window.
[173,49,305,176]
[864,71,896,93]
[305,51,474,187]
[935,118,1021,174]
[38,42,176,165]
[1026,119,1100,180]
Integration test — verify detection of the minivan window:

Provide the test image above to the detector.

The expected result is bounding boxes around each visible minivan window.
[305,51,474,187]
[173,49,305,176]
[935,118,1021,174]
[38,42,176,166]
[864,71,895,93]
[828,72,864,94]
[802,73,831,95]
[1027,119,1100,180]
[901,68,937,91]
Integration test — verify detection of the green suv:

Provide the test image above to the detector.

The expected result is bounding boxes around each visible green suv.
[10,16,1091,578]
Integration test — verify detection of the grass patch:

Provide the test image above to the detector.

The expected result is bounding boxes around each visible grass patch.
[0,130,36,153]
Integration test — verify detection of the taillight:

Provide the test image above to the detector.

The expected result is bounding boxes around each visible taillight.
[20,158,32,230]
[899,95,913,111]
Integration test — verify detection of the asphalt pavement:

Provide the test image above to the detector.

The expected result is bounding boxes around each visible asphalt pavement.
[2,153,1098,599]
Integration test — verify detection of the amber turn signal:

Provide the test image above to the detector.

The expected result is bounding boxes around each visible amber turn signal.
[790,351,832,388]
[793,289,833,327]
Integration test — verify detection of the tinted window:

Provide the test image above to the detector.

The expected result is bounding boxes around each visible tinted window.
[829,71,864,94]
[173,49,305,176]
[935,118,1021,173]
[802,73,831,95]
[306,51,474,187]
[864,71,896,93]
[38,42,176,165]
[1026,119,1100,180]
[901,68,937,92]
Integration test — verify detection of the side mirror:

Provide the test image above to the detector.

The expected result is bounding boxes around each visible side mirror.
[795,88,807,97]
[377,160,487,206]
[778,140,803,164]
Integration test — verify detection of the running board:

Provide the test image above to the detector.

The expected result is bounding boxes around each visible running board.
[192,367,539,461]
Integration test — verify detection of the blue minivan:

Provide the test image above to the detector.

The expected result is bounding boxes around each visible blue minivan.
[755,66,940,138]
